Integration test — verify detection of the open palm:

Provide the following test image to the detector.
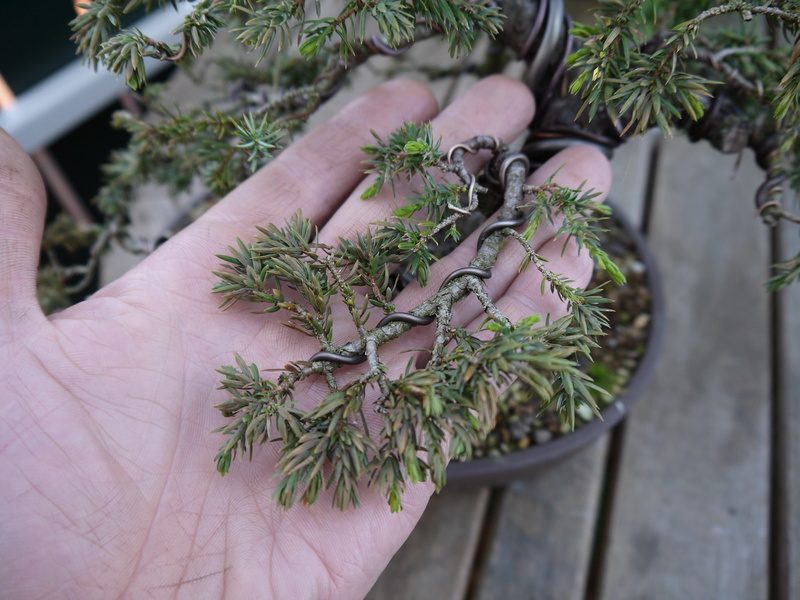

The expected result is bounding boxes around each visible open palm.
[0,76,610,599]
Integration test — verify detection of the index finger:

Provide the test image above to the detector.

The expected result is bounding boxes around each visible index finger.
[196,80,439,240]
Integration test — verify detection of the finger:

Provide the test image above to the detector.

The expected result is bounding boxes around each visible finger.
[466,144,612,329]
[317,75,536,246]
[196,79,439,238]
[0,128,48,322]
[388,144,611,355]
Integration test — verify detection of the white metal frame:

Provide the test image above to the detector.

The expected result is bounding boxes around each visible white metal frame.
[0,4,194,152]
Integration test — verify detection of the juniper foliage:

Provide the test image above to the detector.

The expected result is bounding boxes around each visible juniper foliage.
[50,0,800,308]
[211,127,614,510]
[42,0,800,507]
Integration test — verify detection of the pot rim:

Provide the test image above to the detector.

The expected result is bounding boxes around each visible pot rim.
[445,200,665,487]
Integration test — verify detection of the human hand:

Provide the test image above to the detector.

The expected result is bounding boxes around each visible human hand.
[0,75,610,599]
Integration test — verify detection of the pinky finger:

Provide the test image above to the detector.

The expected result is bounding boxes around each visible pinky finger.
[486,235,595,329]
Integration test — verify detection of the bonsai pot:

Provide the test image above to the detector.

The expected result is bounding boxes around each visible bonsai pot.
[446,201,665,487]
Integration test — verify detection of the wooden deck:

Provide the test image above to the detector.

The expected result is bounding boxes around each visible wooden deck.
[367,133,800,600]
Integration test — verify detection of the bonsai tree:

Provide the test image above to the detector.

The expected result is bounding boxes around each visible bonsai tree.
[47,0,800,511]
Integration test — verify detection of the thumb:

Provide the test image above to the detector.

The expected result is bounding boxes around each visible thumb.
[0,128,47,323]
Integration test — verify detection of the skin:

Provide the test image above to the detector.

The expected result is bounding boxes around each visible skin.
[0,75,610,600]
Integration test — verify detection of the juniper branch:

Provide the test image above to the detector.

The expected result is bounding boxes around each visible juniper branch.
[212,127,618,511]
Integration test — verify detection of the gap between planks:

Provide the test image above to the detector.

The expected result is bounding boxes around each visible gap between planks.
[775,220,800,600]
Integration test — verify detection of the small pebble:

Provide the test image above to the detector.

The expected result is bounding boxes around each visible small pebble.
[576,402,595,422]
[629,260,646,275]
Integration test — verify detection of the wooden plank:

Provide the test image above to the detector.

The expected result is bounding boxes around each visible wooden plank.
[781,223,800,598]
[471,437,609,600]
[599,137,770,599]
[365,486,490,600]
[608,131,657,224]
[468,135,654,600]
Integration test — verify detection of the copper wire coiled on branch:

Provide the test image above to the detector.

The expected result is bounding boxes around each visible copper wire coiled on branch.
[309,150,534,366]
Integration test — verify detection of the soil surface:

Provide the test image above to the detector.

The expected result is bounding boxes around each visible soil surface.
[471,217,653,458]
